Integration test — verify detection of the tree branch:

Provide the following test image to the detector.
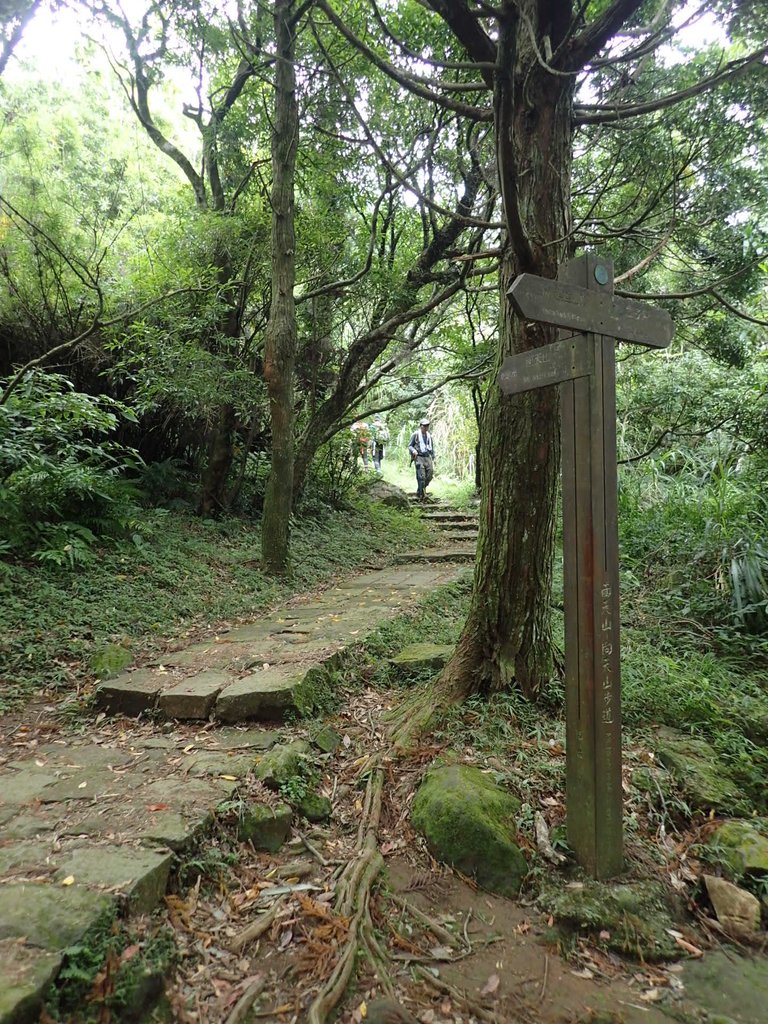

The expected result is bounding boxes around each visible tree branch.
[574,45,768,125]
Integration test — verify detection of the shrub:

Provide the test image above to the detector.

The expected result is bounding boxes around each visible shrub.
[0,371,145,565]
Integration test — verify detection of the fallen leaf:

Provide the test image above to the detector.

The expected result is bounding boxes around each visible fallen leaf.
[220,775,238,781]
[78,781,87,789]
[121,944,140,962]
[641,988,662,1002]
[61,875,75,886]
[480,973,500,996]
[570,968,594,979]
[430,946,453,960]
[147,803,170,812]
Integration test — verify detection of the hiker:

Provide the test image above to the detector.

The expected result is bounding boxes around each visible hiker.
[371,417,389,473]
[350,420,372,470]
[408,417,435,500]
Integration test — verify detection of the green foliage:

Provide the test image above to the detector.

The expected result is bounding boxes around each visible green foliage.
[45,906,177,1022]
[301,433,359,510]
[618,445,768,634]
[0,371,147,562]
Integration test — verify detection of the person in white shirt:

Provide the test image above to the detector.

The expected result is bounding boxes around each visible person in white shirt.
[408,418,435,500]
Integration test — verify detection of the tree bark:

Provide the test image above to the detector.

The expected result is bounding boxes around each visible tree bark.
[432,0,575,704]
[261,0,298,574]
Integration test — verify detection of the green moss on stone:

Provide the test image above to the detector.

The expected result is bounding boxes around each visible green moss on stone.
[254,741,311,789]
[237,803,292,851]
[297,792,332,822]
[411,764,527,897]
[709,819,768,877]
[541,880,680,962]
[89,644,132,680]
[654,728,751,816]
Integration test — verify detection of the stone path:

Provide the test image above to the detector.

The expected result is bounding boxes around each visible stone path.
[0,510,477,1023]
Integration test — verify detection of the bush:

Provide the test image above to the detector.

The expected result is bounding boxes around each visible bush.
[0,371,145,565]
[619,453,768,634]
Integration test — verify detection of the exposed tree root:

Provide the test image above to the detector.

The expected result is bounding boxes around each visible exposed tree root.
[389,893,460,950]
[387,639,482,751]
[386,682,440,752]
[412,965,499,1023]
[306,757,386,1024]
[228,897,286,953]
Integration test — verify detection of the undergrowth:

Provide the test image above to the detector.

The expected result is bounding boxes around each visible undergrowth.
[43,906,177,1023]
[0,503,425,712]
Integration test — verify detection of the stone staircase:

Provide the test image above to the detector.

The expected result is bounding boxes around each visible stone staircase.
[394,503,479,565]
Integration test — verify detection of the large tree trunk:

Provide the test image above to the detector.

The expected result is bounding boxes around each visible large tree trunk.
[261,0,298,574]
[421,2,575,712]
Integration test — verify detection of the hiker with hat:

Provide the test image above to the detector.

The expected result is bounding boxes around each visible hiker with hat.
[408,417,435,500]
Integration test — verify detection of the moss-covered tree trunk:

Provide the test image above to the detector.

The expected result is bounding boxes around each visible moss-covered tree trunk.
[429,1,575,705]
[261,0,298,574]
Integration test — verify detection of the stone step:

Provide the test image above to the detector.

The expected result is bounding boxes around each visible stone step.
[393,547,476,564]
[422,511,478,524]
[96,563,470,723]
[440,531,478,542]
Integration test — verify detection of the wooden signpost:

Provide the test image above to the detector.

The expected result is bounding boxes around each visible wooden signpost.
[500,254,673,878]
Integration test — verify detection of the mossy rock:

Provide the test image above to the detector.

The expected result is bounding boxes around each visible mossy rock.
[707,819,768,877]
[254,741,311,789]
[292,667,339,719]
[310,725,341,754]
[388,643,454,675]
[411,763,527,897]
[631,766,674,803]
[540,880,680,962]
[89,643,132,680]
[236,802,292,851]
[297,792,332,822]
[653,728,751,816]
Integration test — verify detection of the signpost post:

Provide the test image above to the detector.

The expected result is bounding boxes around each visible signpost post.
[500,254,673,878]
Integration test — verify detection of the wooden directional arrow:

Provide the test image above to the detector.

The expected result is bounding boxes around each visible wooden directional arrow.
[498,335,594,396]
[508,274,673,347]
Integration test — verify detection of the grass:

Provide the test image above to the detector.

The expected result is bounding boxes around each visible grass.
[0,500,427,713]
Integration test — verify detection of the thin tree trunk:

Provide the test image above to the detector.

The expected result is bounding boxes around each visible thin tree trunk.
[261,0,298,574]
[199,404,237,515]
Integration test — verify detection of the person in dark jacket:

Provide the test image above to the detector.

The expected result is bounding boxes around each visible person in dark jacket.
[408,418,435,500]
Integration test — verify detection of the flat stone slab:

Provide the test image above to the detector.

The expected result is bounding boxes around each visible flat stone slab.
[0,841,57,879]
[37,768,120,804]
[180,751,254,778]
[0,882,110,950]
[216,666,310,722]
[157,670,231,719]
[138,810,203,852]
[54,846,172,915]
[0,939,62,1024]
[680,950,768,1024]
[2,812,57,841]
[138,776,237,811]
[1,772,58,807]
[201,728,281,751]
[96,670,167,716]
